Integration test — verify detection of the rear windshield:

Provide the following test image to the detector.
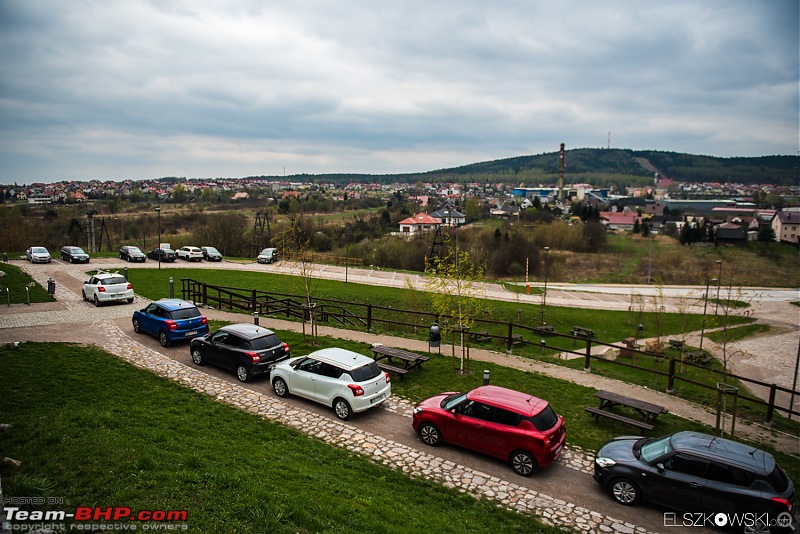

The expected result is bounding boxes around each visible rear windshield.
[349,362,382,382]
[249,334,282,350]
[530,405,559,431]
[102,277,128,285]
[171,308,201,320]
[765,466,790,493]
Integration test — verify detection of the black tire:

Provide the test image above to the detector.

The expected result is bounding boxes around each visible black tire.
[333,398,352,420]
[743,518,772,534]
[418,422,443,446]
[127,298,134,304]
[69,257,74,263]
[93,295,102,307]
[82,290,88,302]
[608,477,641,506]
[132,318,141,334]
[272,377,289,397]
[236,364,251,383]
[510,450,538,477]
[158,331,170,348]
[190,348,204,366]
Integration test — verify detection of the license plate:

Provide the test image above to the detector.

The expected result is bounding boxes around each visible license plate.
[370,393,384,405]
[185,331,197,337]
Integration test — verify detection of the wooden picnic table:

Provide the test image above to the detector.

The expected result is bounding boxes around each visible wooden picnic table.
[370,344,430,379]
[469,331,491,342]
[585,390,668,432]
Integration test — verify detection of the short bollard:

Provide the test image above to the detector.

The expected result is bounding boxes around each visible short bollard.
[6,287,10,306]
[25,286,29,305]
[540,339,546,352]
[169,277,174,299]
[483,369,490,385]
[253,312,259,326]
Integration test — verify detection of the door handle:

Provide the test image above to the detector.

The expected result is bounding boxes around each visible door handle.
[688,482,703,488]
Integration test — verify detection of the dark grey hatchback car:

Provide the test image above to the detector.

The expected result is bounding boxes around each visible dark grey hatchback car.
[189,324,290,383]
[594,431,794,533]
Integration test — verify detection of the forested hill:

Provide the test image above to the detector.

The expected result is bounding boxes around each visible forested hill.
[255,149,798,186]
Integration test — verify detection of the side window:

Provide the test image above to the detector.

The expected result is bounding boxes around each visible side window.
[145,303,158,314]
[321,364,343,379]
[707,462,753,487]
[211,331,229,344]
[458,401,492,421]
[221,334,241,348]
[298,359,324,375]
[89,277,97,285]
[488,407,521,426]
[665,454,709,477]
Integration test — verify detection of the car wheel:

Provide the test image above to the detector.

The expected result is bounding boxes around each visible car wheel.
[132,318,141,334]
[333,398,352,420]
[127,298,134,304]
[418,422,442,446]
[69,257,74,263]
[158,331,170,348]
[236,364,251,383]
[608,477,641,506]
[93,295,101,307]
[191,348,204,366]
[82,291,88,302]
[743,518,772,534]
[272,377,289,397]
[510,450,538,477]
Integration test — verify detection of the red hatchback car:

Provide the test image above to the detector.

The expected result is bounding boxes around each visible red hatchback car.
[412,385,566,476]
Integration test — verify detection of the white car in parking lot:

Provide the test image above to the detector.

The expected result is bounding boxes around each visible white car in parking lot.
[82,271,134,307]
[177,246,203,261]
[271,347,391,420]
[26,247,51,263]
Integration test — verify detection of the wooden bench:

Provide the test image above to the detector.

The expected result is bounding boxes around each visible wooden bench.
[570,326,596,338]
[470,331,491,342]
[668,339,686,351]
[510,334,525,345]
[370,344,430,379]
[687,351,713,366]
[533,325,555,334]
[586,390,668,432]
[585,407,654,431]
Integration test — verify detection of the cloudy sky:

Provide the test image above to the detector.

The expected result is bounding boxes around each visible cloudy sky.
[1,1,797,184]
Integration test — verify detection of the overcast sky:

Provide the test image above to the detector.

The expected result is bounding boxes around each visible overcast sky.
[1,1,797,184]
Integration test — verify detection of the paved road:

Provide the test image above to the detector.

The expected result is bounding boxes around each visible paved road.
[2,257,797,533]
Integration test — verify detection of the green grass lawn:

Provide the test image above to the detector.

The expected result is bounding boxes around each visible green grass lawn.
[1,342,566,534]
[0,261,53,303]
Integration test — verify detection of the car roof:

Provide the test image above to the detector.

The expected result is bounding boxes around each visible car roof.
[155,299,198,312]
[467,385,550,416]
[670,431,775,474]
[92,271,127,280]
[305,347,371,370]
[220,323,276,339]
[182,246,201,250]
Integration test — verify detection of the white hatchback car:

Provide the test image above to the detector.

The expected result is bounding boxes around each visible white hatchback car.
[271,348,391,420]
[82,271,134,307]
[177,246,203,262]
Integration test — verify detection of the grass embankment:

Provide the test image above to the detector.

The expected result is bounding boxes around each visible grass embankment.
[1,343,565,534]
[0,261,53,304]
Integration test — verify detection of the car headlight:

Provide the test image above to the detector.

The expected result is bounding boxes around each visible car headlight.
[595,457,616,468]
[413,407,424,415]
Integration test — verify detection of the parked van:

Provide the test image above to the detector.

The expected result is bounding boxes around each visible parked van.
[257,248,278,264]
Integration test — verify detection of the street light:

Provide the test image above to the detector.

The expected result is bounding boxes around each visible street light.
[155,207,161,270]
[344,225,351,283]
[714,260,723,315]
[699,278,717,351]
[540,246,550,325]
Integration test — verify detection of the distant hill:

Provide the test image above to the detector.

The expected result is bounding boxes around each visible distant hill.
[256,149,798,186]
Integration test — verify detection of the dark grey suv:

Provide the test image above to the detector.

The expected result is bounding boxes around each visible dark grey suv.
[594,431,794,532]
[189,324,289,383]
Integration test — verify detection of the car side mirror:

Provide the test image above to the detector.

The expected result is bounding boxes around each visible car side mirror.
[656,463,665,473]
[290,360,301,369]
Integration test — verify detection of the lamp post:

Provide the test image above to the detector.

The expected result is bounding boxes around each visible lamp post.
[344,225,351,283]
[155,207,161,270]
[714,260,723,315]
[699,278,717,351]
[540,246,550,325]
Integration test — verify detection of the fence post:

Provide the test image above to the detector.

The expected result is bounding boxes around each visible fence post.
[583,338,592,372]
[202,283,208,307]
[667,358,676,393]
[765,384,777,424]
[506,322,513,352]
[251,289,257,312]
[367,304,372,332]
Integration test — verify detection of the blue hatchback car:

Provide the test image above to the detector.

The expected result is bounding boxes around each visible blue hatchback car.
[132,299,209,347]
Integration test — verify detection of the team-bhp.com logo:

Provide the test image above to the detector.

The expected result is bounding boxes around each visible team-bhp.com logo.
[4,506,188,531]
[664,512,795,530]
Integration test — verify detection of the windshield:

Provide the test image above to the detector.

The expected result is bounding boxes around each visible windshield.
[129,247,142,254]
[32,247,47,253]
[205,247,219,254]
[71,248,86,254]
[260,249,273,255]
[530,405,559,431]
[249,334,281,350]
[349,362,382,382]
[441,392,468,411]
[171,308,201,320]
[639,435,674,462]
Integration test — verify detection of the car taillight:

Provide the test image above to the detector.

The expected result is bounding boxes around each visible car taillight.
[283,342,289,353]
[772,497,792,510]
[200,316,208,325]
[98,286,106,292]
[246,351,260,363]
[165,319,178,331]
[347,384,364,397]
[384,372,391,383]
[126,283,132,290]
